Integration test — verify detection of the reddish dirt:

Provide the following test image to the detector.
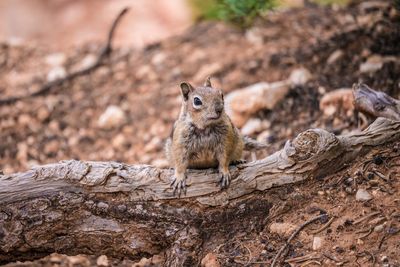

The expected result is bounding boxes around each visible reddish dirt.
[1,1,399,266]
[0,0,191,49]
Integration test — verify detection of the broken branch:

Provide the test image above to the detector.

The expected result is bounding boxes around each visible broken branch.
[353,83,400,121]
[271,214,327,267]
[0,118,399,264]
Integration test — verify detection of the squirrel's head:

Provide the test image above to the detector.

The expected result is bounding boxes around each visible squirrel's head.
[180,77,225,129]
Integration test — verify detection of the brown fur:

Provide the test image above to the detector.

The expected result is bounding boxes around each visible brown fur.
[165,77,264,194]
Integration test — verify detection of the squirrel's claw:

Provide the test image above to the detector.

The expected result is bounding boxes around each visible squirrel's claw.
[219,172,231,189]
[171,175,187,197]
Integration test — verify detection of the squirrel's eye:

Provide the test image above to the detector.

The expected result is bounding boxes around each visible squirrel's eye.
[193,97,202,106]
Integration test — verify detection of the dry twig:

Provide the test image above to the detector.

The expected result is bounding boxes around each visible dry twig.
[271,214,327,267]
[353,211,380,225]
[357,227,373,239]
[322,252,348,265]
[285,253,320,263]
[300,260,322,266]
[310,216,335,234]
[0,7,130,105]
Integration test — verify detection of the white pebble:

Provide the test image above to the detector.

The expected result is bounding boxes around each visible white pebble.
[98,105,126,129]
[356,188,373,201]
[47,66,67,82]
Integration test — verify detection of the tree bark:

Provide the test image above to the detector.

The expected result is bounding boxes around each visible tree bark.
[353,83,400,121]
[1,117,399,264]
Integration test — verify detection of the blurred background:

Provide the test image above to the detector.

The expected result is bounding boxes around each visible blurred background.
[0,0,339,49]
[1,0,400,265]
[1,0,397,175]
[0,0,192,49]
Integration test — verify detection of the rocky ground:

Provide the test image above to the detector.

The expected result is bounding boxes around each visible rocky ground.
[1,0,399,266]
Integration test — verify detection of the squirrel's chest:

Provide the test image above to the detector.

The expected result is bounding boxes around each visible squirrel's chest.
[184,130,224,168]
[186,135,220,168]
[184,128,225,152]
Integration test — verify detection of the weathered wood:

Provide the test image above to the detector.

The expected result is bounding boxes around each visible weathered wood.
[353,83,400,121]
[0,117,399,264]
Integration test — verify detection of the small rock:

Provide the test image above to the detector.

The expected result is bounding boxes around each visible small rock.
[269,222,308,240]
[136,65,157,80]
[151,52,167,66]
[150,254,164,265]
[112,134,127,149]
[323,105,337,117]
[359,55,383,73]
[45,53,66,66]
[344,177,353,186]
[96,255,109,266]
[6,37,24,47]
[47,66,67,82]
[312,236,323,250]
[318,86,327,94]
[359,1,390,11]
[225,81,290,127]
[27,160,39,169]
[345,187,353,194]
[201,252,220,267]
[241,118,271,135]
[98,105,126,129]
[37,106,50,121]
[245,27,263,46]
[68,255,90,266]
[327,49,344,64]
[319,88,354,117]
[356,188,373,201]
[289,67,312,86]
[257,130,272,143]
[49,253,63,263]
[171,66,181,77]
[374,224,385,232]
[78,54,97,70]
[132,257,152,267]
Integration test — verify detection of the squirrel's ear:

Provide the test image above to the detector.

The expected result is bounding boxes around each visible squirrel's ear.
[180,82,194,101]
[204,76,212,87]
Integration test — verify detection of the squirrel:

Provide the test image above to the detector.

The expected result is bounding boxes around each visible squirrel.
[165,77,267,195]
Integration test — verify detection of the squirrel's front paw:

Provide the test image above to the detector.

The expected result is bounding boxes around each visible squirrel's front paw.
[219,171,231,189]
[170,173,187,196]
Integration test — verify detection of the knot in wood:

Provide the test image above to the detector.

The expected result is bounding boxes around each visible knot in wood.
[289,129,337,161]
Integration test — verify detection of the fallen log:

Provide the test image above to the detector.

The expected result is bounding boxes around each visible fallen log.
[1,117,399,264]
[353,83,400,121]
